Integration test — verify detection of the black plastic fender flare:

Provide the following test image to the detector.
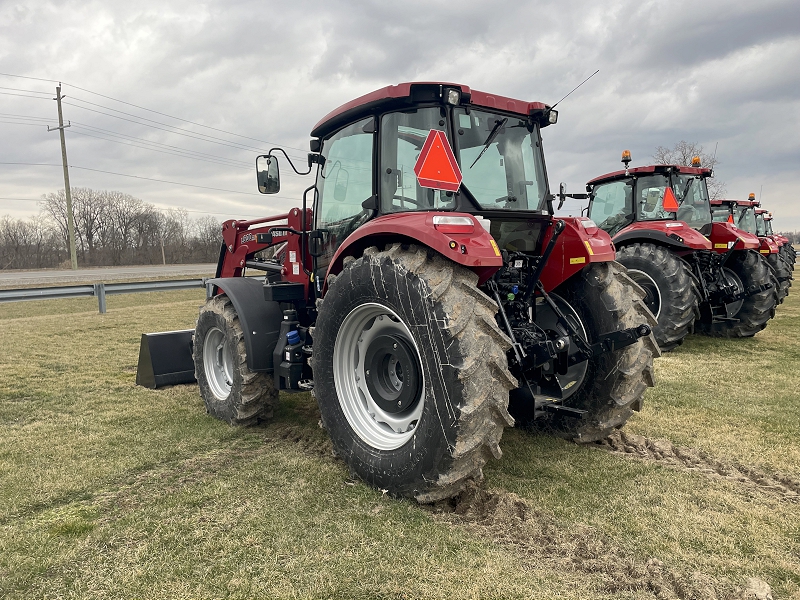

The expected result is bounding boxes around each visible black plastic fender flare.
[613,229,693,251]
[206,277,283,373]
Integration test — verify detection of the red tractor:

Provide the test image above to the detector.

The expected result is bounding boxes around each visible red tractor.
[167,83,658,502]
[710,197,792,303]
[759,209,796,272]
[579,152,776,350]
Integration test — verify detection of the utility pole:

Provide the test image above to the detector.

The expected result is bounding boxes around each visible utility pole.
[48,84,78,270]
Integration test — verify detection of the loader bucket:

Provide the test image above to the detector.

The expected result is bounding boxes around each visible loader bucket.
[135,329,196,388]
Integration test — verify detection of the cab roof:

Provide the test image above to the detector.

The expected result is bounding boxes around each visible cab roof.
[310,81,551,139]
[710,199,759,208]
[587,164,712,187]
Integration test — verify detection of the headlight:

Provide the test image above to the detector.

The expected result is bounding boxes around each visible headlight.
[547,109,558,124]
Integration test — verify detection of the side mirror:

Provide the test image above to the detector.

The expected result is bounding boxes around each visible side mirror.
[256,155,280,194]
[557,182,567,210]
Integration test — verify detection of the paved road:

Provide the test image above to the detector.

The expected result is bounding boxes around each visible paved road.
[0,264,217,287]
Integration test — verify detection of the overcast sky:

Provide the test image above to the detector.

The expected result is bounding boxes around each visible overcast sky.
[2,0,799,230]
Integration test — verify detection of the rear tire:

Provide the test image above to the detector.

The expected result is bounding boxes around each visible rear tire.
[615,243,698,352]
[534,261,660,443]
[313,244,516,503]
[697,250,777,338]
[193,295,276,426]
[766,253,790,304]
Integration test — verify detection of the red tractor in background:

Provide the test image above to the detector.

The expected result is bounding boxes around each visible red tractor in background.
[758,209,796,271]
[154,82,659,503]
[577,152,776,350]
[711,197,792,303]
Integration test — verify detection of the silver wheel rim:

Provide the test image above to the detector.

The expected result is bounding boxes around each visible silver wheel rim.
[627,269,662,319]
[203,326,233,400]
[534,293,589,401]
[721,267,745,316]
[333,303,424,450]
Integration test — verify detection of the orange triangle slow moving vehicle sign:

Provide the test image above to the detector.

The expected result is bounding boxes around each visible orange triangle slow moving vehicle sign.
[662,187,680,212]
[413,130,462,192]
[727,214,734,224]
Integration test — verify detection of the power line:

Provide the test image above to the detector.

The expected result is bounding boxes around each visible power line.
[1,72,310,154]
[68,129,252,170]
[0,86,51,95]
[64,83,309,153]
[0,161,301,201]
[0,73,60,83]
[62,100,293,156]
[0,91,53,101]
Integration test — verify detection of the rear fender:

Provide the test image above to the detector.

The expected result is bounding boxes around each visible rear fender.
[207,277,284,373]
[324,212,503,291]
[539,217,616,292]
[612,221,712,251]
[708,222,761,253]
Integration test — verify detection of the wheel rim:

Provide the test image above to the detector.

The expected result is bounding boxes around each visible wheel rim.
[333,303,424,450]
[534,293,589,401]
[721,267,745,317]
[203,326,233,400]
[627,269,662,319]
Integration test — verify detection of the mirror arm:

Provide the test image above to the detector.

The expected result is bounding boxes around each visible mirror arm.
[266,147,314,175]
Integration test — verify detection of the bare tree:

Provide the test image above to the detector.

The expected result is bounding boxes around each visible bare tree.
[653,140,727,200]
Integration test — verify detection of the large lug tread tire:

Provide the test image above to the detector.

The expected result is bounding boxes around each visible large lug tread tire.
[616,243,698,352]
[313,244,516,503]
[765,254,789,304]
[193,295,276,426]
[535,261,659,443]
[697,250,777,338]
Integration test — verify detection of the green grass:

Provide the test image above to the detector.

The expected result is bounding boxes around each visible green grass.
[1,289,799,598]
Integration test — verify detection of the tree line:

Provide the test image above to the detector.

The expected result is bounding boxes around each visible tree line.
[1,188,222,270]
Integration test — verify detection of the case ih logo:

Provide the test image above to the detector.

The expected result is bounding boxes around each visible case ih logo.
[240,233,256,244]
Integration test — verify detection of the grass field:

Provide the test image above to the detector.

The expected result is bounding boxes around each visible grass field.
[1,287,798,599]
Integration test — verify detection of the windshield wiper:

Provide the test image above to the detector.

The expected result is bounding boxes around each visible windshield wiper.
[469,117,507,169]
[680,178,694,202]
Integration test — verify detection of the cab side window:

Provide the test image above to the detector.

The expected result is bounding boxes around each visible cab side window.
[315,117,375,270]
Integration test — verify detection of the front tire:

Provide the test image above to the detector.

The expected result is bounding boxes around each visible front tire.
[193,295,276,426]
[615,243,698,352]
[313,244,516,503]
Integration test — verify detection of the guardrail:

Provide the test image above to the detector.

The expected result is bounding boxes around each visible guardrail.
[0,279,211,313]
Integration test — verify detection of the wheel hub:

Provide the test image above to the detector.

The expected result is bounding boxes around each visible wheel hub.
[333,303,426,450]
[627,269,662,319]
[362,334,421,413]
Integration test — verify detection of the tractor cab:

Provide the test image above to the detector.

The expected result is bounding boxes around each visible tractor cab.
[586,154,713,240]
[305,87,555,278]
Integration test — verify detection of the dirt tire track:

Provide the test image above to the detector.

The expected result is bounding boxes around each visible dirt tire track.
[427,482,773,600]
[596,431,800,502]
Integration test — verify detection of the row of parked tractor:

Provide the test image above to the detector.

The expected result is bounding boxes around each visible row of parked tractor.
[575,151,795,352]
[138,81,794,503]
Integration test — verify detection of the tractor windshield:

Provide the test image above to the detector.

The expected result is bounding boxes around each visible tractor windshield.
[765,219,774,235]
[712,205,733,223]
[736,205,757,235]
[755,213,767,236]
[454,108,548,211]
[673,173,711,229]
[634,174,672,222]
